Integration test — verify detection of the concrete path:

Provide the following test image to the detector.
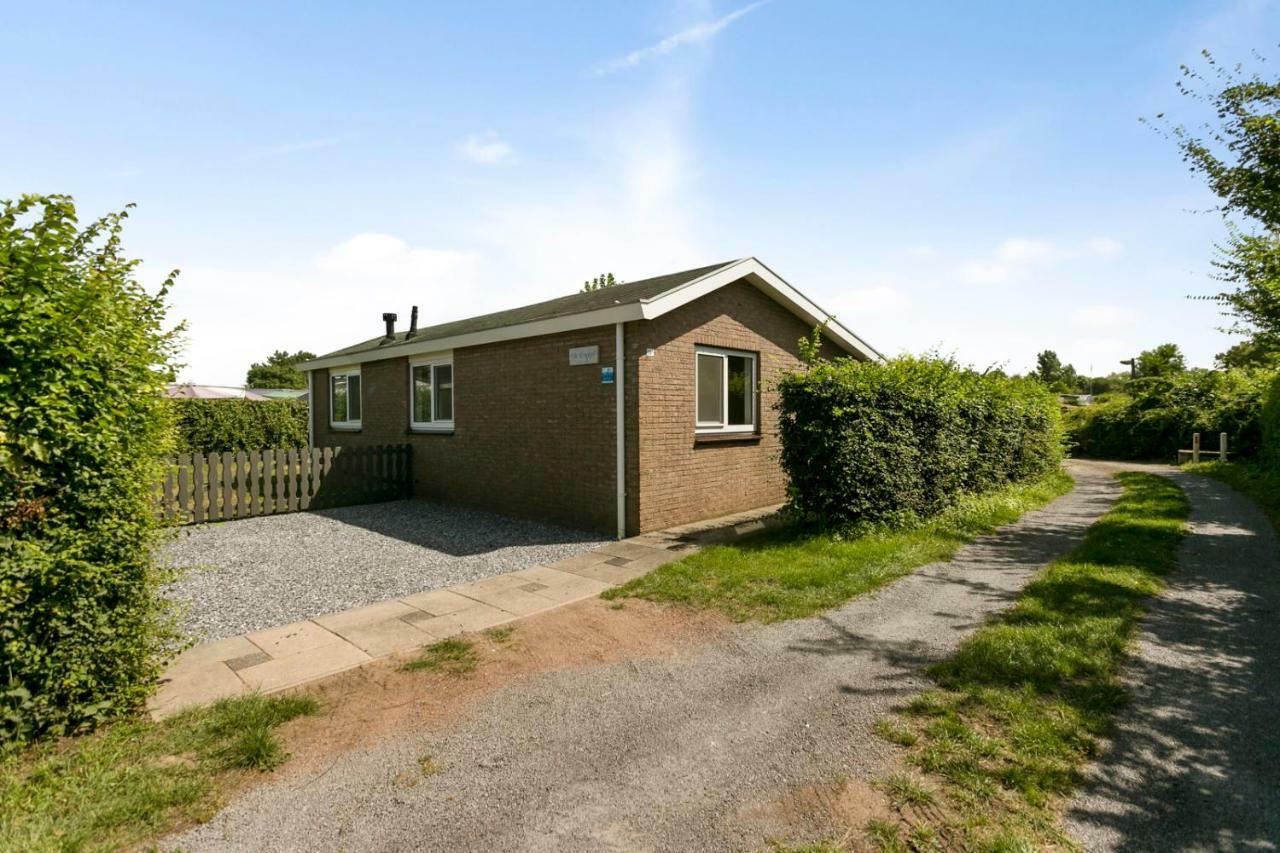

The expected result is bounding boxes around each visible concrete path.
[151,506,782,718]
[1064,470,1280,851]
[168,462,1121,852]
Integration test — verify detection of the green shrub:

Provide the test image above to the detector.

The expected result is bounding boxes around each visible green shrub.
[173,398,308,454]
[1262,372,1280,464]
[1065,368,1272,461]
[777,355,1063,528]
[0,195,182,747]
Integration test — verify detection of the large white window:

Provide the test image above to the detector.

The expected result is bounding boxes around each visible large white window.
[410,358,454,431]
[329,367,361,429]
[695,346,756,434]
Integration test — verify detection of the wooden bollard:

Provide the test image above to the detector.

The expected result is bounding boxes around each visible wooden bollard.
[1192,432,1201,464]
[1220,432,1228,462]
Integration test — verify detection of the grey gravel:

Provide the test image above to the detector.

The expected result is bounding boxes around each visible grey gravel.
[1063,469,1280,851]
[165,500,608,641]
[167,461,1121,853]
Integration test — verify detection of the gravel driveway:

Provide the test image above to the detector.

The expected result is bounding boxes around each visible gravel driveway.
[166,500,608,641]
[1063,470,1280,851]
[167,462,1120,852]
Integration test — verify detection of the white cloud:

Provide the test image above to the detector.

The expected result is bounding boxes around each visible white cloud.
[315,233,478,283]
[591,0,768,76]
[906,244,936,258]
[457,131,516,165]
[959,236,1124,284]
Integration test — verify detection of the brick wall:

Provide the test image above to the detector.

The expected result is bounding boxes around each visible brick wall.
[312,325,618,534]
[628,280,848,533]
[311,278,856,537]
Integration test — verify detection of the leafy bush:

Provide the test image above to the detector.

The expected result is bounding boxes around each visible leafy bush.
[777,355,1063,528]
[1065,368,1272,461]
[0,195,182,747]
[173,398,308,455]
[1262,372,1280,464]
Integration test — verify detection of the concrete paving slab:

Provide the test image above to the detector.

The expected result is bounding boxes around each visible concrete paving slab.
[461,586,559,617]
[399,588,477,616]
[236,641,371,693]
[313,600,419,634]
[150,661,247,715]
[248,620,346,658]
[337,617,437,657]
[170,634,262,669]
[407,603,513,639]
[528,575,613,605]
[595,541,669,562]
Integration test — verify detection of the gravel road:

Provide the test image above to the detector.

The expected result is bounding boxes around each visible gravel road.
[168,462,1120,852]
[165,500,607,641]
[1063,470,1280,851]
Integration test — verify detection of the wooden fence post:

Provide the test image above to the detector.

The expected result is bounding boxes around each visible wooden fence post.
[1220,432,1228,463]
[1192,432,1201,464]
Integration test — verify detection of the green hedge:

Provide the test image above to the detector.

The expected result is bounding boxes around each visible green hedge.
[1065,368,1271,461]
[777,356,1063,528]
[0,196,181,747]
[1262,372,1280,464]
[173,398,308,455]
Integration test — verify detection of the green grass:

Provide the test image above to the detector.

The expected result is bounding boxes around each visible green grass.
[603,470,1074,622]
[1187,459,1280,532]
[0,693,318,852]
[870,472,1188,849]
[402,638,479,675]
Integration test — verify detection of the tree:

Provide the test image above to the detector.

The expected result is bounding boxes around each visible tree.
[1034,350,1063,384]
[1217,336,1280,368]
[1033,350,1082,392]
[581,272,620,293]
[0,195,182,744]
[1136,342,1187,377]
[246,349,315,389]
[1163,52,1280,347]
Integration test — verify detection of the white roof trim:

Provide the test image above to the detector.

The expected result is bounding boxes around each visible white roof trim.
[299,257,882,371]
[637,257,882,361]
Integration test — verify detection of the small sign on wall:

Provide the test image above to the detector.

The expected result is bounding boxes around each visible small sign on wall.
[569,345,599,366]
[601,366,615,384]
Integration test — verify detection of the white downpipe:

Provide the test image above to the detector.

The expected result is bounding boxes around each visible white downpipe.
[615,322,626,540]
[306,371,315,447]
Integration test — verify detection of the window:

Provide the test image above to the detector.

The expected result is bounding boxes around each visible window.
[695,346,756,433]
[410,358,454,431]
[329,368,361,428]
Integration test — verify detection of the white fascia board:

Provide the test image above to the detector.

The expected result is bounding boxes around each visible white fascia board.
[299,303,646,371]
[638,257,884,362]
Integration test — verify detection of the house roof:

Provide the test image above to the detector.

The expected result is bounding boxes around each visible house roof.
[167,383,273,401]
[299,257,883,370]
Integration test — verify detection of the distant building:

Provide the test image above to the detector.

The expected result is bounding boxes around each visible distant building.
[167,384,309,401]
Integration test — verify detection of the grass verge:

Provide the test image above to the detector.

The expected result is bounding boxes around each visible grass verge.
[1186,459,1280,532]
[603,470,1074,622]
[0,693,318,852]
[862,471,1188,850]
[402,638,479,675]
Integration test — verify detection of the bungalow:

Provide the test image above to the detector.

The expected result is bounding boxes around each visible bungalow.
[299,257,881,538]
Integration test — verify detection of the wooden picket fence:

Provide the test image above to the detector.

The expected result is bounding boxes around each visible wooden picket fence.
[158,444,413,525]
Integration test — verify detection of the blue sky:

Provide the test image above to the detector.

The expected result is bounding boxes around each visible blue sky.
[4,0,1278,383]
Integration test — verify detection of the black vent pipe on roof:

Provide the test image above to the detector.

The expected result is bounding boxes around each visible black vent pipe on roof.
[406,305,419,338]
[382,312,397,342]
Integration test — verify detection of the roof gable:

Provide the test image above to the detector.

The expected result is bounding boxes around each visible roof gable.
[301,257,881,369]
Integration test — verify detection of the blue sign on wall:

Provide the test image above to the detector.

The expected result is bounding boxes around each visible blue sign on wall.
[601,366,615,384]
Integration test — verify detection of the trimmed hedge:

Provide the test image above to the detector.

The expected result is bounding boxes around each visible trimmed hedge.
[173,398,308,455]
[1263,372,1280,464]
[1065,368,1271,461]
[778,356,1063,528]
[1,196,181,747]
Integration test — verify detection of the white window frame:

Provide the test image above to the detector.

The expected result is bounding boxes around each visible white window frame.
[329,366,362,430]
[409,356,455,432]
[694,345,757,434]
